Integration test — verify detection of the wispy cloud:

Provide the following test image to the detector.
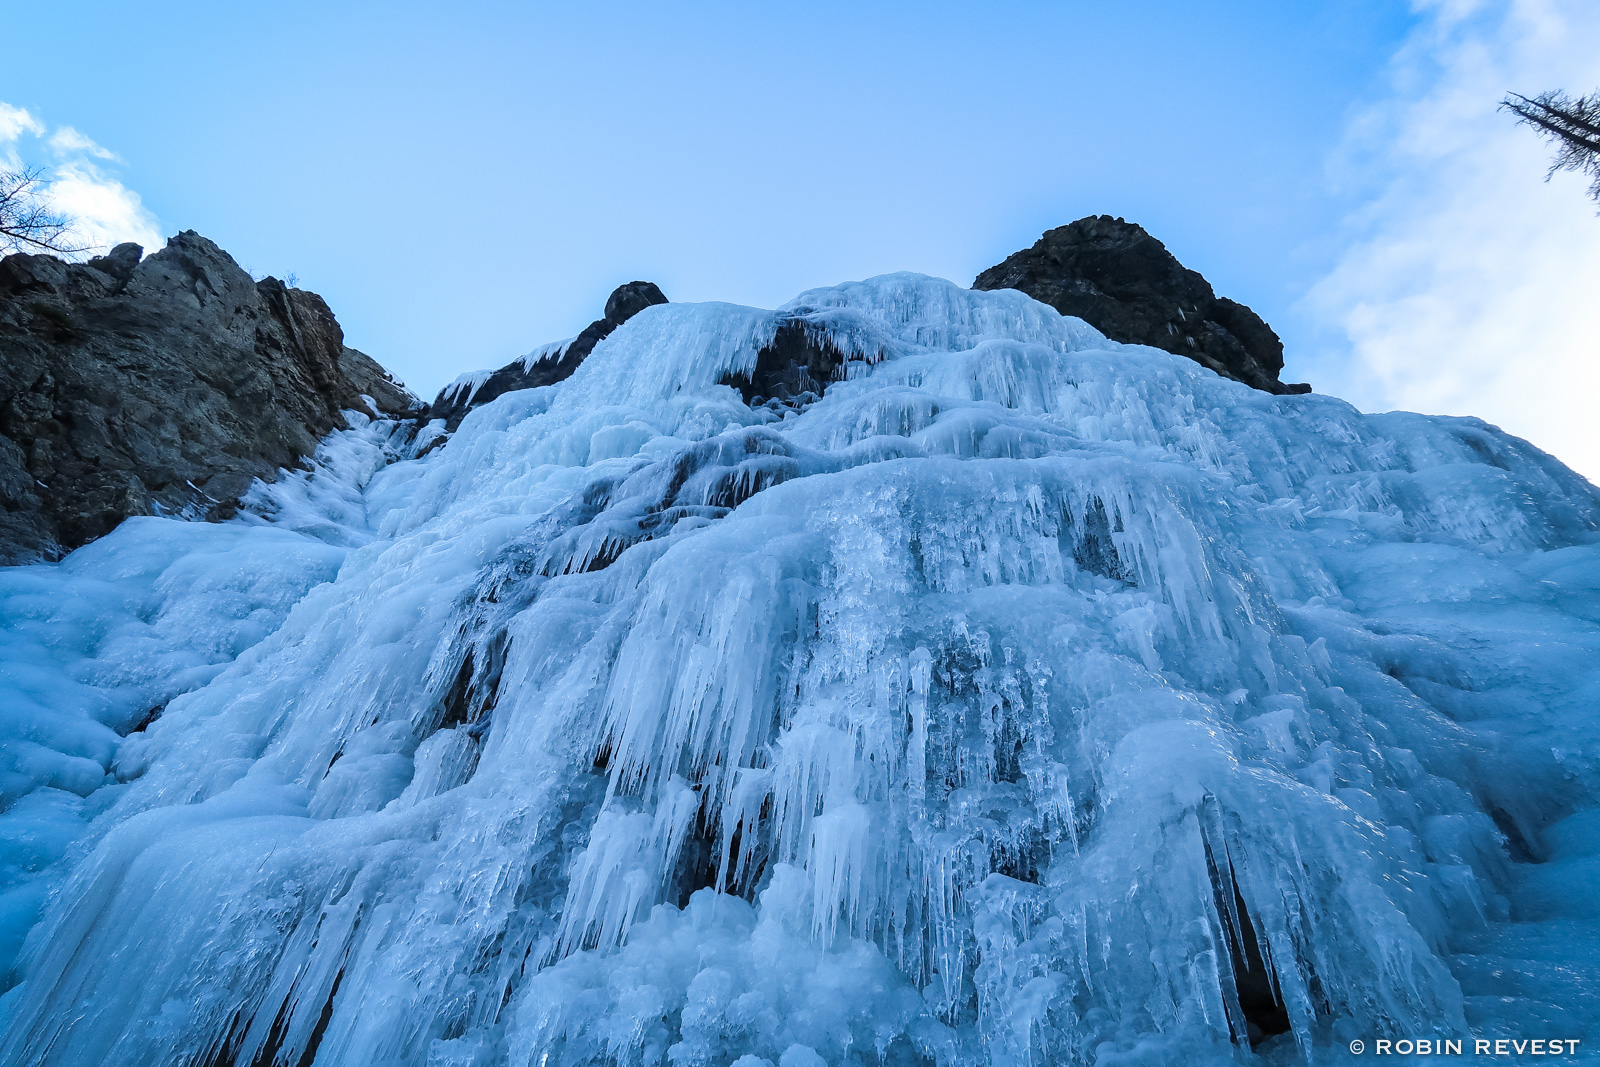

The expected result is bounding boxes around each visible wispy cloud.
[1305,0,1600,482]
[1,102,162,256]
[48,127,120,161]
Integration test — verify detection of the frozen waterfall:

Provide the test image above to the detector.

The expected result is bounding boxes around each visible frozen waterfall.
[1,274,1597,1065]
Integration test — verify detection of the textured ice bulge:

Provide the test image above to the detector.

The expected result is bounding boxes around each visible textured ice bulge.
[1,275,1597,1066]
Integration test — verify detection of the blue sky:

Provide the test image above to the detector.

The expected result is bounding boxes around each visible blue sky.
[4,1,1599,477]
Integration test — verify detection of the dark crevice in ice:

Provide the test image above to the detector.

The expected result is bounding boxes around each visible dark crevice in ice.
[672,827,721,908]
[720,318,872,409]
[1068,498,1133,583]
[429,630,508,740]
[128,703,165,735]
[1490,806,1541,864]
[1202,829,1291,1049]
[291,967,344,1067]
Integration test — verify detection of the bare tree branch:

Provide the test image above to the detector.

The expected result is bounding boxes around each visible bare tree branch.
[1502,89,1600,206]
[0,166,90,256]
[1504,92,1600,140]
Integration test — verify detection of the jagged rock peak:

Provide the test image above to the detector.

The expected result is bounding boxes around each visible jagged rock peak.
[974,215,1310,395]
[427,279,668,430]
[0,231,421,564]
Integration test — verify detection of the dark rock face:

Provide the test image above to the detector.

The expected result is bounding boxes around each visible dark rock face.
[974,216,1310,395]
[604,281,668,326]
[429,281,667,429]
[0,232,419,564]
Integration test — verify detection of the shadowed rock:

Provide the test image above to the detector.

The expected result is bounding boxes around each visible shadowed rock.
[974,216,1310,395]
[0,232,420,564]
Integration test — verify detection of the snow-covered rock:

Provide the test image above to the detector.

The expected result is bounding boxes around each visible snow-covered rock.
[427,281,668,430]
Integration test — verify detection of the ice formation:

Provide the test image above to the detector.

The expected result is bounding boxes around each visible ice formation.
[1,274,1598,1066]
[520,338,577,372]
[439,369,498,411]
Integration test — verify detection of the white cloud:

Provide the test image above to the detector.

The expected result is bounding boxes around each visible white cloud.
[0,101,162,257]
[1305,0,1600,482]
[47,161,164,253]
[48,127,120,161]
[0,103,45,143]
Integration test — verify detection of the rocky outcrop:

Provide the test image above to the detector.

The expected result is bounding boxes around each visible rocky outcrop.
[974,216,1310,395]
[0,232,419,564]
[428,281,667,430]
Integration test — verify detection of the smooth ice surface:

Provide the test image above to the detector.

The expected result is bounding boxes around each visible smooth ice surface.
[1,274,1597,1066]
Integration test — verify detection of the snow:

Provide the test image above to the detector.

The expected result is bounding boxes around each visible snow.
[1,273,1598,1065]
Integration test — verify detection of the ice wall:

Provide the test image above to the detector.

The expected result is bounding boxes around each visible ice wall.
[1,275,1597,1066]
